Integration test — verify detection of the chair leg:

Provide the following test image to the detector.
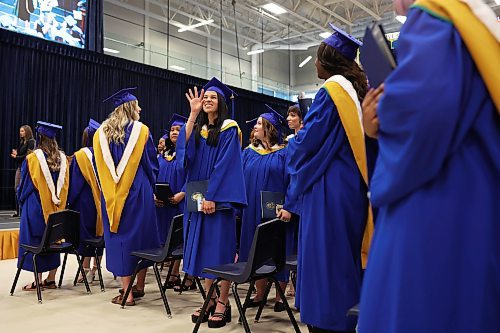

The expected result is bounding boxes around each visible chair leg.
[162,261,175,291]
[73,260,80,286]
[232,283,252,333]
[32,254,42,304]
[239,280,255,323]
[177,273,188,295]
[273,278,301,333]
[194,277,206,300]
[254,279,273,323]
[193,279,218,333]
[291,271,297,290]
[153,264,172,318]
[74,252,91,294]
[11,251,28,295]
[121,262,140,308]
[58,253,68,288]
[94,250,105,292]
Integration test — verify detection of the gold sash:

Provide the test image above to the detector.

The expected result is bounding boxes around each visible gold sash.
[74,149,103,236]
[413,0,500,112]
[323,81,374,269]
[93,124,149,233]
[201,120,243,145]
[26,153,69,223]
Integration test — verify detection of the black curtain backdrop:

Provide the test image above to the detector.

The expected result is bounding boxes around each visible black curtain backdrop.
[85,0,104,53]
[0,29,291,209]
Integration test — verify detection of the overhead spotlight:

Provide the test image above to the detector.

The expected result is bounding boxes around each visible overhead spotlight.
[299,56,312,68]
[247,49,265,55]
[319,32,332,39]
[395,15,407,24]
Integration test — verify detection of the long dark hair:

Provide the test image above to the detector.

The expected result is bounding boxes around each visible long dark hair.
[317,42,368,102]
[251,118,280,148]
[38,134,62,172]
[194,93,230,146]
[20,125,34,143]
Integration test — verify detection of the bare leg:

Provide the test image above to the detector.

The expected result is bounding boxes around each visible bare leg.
[121,276,134,302]
[135,268,147,291]
[254,278,268,301]
[275,281,287,302]
[210,280,231,321]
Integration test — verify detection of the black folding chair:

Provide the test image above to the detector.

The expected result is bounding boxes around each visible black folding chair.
[193,218,301,333]
[10,210,91,303]
[69,236,106,292]
[121,214,204,317]
[285,254,298,291]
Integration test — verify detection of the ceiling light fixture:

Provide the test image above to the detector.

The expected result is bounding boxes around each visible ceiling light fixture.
[103,47,120,54]
[299,56,312,68]
[319,32,332,39]
[170,65,186,71]
[261,3,287,15]
[178,19,214,32]
[395,15,407,24]
[247,49,265,55]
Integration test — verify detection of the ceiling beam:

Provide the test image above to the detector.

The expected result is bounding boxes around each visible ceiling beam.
[304,0,352,26]
[348,0,382,20]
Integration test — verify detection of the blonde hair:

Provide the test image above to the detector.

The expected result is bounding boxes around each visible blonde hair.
[101,100,140,144]
[38,135,61,172]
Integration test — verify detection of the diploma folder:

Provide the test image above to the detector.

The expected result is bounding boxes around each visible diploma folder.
[260,191,285,220]
[360,23,397,88]
[186,180,209,212]
[155,183,174,202]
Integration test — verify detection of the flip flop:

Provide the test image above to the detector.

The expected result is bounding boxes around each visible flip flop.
[111,294,135,306]
[22,282,42,291]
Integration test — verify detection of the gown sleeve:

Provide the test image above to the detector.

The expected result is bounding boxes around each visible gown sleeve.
[67,158,85,207]
[17,159,34,204]
[141,132,159,188]
[176,124,195,171]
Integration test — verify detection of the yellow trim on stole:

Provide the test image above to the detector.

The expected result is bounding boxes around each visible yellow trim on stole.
[73,150,103,236]
[323,82,374,269]
[26,153,70,223]
[246,144,285,155]
[414,0,500,112]
[200,120,243,145]
[93,125,149,233]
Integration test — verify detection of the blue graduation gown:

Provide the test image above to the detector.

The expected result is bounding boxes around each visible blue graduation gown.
[156,152,185,246]
[100,127,160,277]
[176,124,247,279]
[17,160,60,273]
[358,9,500,333]
[288,88,369,331]
[67,148,102,257]
[239,146,296,282]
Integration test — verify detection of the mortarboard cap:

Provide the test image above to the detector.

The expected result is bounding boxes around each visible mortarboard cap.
[103,87,138,109]
[169,113,187,128]
[87,118,101,133]
[36,121,62,139]
[261,105,286,143]
[203,77,238,119]
[323,23,362,61]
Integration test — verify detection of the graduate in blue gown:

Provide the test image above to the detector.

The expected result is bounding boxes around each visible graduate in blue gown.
[358,2,500,332]
[67,119,103,283]
[94,88,160,306]
[287,25,372,333]
[240,106,297,313]
[154,114,187,289]
[178,77,247,328]
[17,121,68,291]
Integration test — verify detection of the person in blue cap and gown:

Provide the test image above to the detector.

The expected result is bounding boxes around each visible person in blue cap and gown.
[154,114,187,289]
[94,88,160,306]
[239,105,298,313]
[287,24,375,333]
[178,77,247,328]
[358,1,500,332]
[67,119,103,283]
[17,121,69,291]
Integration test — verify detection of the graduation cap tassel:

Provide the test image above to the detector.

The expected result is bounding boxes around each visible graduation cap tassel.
[231,94,235,120]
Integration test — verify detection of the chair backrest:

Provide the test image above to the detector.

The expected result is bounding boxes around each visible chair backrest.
[244,218,286,280]
[40,210,81,251]
[163,214,184,258]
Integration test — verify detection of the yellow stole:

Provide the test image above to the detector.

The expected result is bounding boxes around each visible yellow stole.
[73,149,103,236]
[413,0,500,112]
[246,144,285,156]
[200,120,243,145]
[26,152,70,223]
[323,81,374,269]
[93,123,149,233]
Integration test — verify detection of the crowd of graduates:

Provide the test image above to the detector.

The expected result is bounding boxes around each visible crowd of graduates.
[12,0,499,332]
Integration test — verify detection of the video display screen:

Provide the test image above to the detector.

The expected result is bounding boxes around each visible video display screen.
[0,0,87,48]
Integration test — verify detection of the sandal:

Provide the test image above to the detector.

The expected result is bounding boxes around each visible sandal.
[174,277,197,292]
[111,294,135,306]
[41,279,57,289]
[208,300,232,328]
[77,268,93,284]
[22,282,41,291]
[191,297,216,323]
[119,285,145,298]
[164,274,181,289]
[244,297,266,308]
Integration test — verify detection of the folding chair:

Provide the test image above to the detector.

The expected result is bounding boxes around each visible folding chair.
[69,236,106,292]
[121,214,204,317]
[193,218,301,333]
[285,254,298,290]
[10,210,91,303]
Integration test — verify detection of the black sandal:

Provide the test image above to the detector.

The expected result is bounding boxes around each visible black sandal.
[174,277,197,292]
[164,274,181,289]
[22,282,40,291]
[191,297,216,323]
[208,300,231,328]
[41,279,57,289]
[119,285,145,298]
